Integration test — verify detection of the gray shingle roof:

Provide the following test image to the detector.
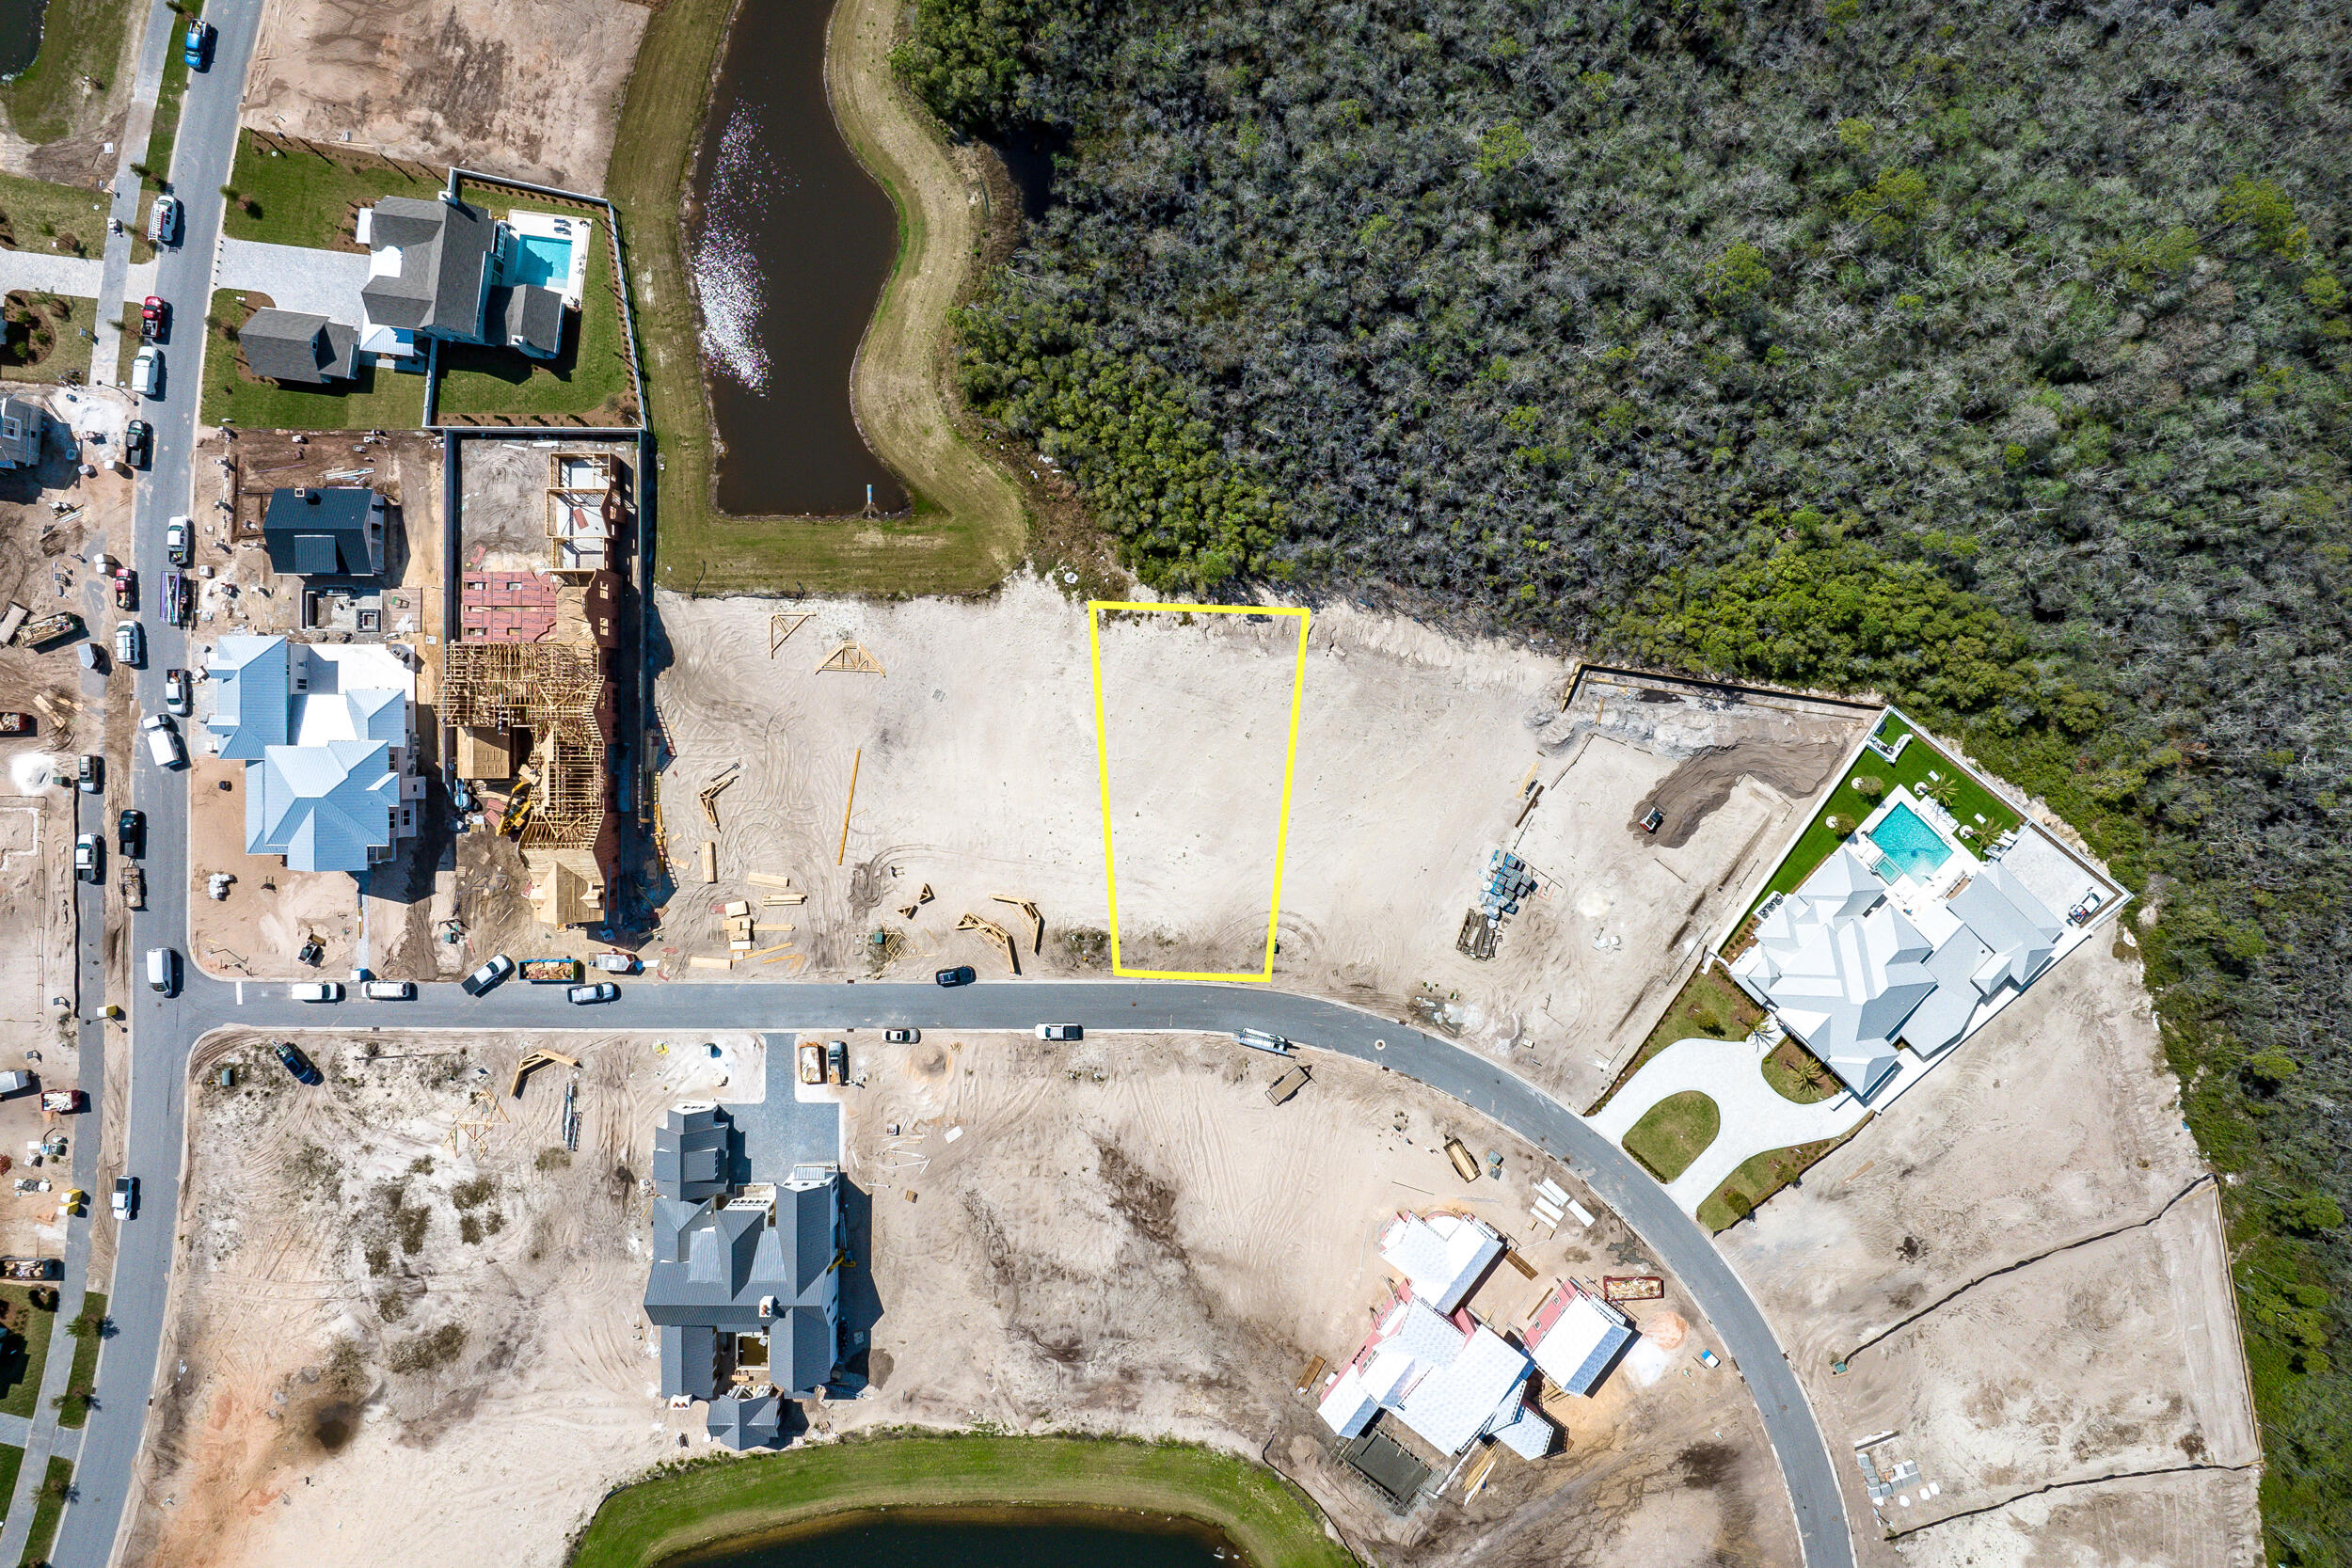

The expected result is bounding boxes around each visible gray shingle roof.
[653,1105,734,1200]
[361,195,497,337]
[239,309,357,384]
[660,1324,718,1401]
[262,487,384,576]
[501,284,566,357]
[644,1175,841,1398]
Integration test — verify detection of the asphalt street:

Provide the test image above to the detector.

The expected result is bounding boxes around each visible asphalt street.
[46,2,1856,1563]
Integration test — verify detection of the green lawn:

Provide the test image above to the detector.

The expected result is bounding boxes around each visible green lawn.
[1621,1090,1720,1184]
[1697,1120,1871,1232]
[1740,709,2026,928]
[139,4,200,188]
[0,1288,56,1421]
[17,1456,69,1567]
[0,171,105,258]
[1,293,96,386]
[1586,965,1762,1115]
[0,0,139,145]
[54,1293,104,1430]
[433,193,635,425]
[201,290,427,430]
[0,1442,20,1522]
[221,131,444,251]
[1759,1040,1839,1106]
[570,1434,1355,1568]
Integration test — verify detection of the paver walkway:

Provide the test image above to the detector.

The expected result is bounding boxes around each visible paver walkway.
[1586,1036,1869,1215]
[215,237,371,320]
[0,251,107,299]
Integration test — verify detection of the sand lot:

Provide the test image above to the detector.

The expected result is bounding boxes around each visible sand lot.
[130,1027,1793,1568]
[240,0,652,191]
[1719,942,2261,1563]
[652,582,1862,1117]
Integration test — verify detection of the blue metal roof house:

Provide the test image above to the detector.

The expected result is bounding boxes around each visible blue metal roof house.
[204,636,421,872]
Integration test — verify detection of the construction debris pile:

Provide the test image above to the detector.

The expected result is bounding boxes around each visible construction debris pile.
[1459,850,1542,960]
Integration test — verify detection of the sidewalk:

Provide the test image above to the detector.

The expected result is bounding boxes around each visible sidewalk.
[1586,1035,1868,1215]
[89,0,179,388]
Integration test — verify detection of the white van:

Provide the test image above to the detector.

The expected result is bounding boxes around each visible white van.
[114,619,144,667]
[362,980,414,1001]
[131,346,162,398]
[141,713,185,768]
[290,981,343,1002]
[146,947,179,995]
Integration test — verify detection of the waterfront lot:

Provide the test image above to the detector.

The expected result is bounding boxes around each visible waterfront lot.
[237,0,650,193]
[433,192,635,426]
[130,1027,1790,1568]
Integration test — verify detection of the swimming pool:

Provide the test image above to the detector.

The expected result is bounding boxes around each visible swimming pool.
[509,232,573,290]
[1867,802,1953,882]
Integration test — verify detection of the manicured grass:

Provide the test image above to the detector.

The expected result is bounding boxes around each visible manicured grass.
[1697,1119,1871,1232]
[201,289,427,430]
[1759,1039,1839,1106]
[1587,964,1762,1115]
[17,1455,70,1567]
[1737,709,2027,937]
[54,1292,104,1430]
[0,171,105,258]
[0,1288,56,1421]
[221,131,444,251]
[0,0,139,145]
[1,293,96,386]
[570,1434,1355,1568]
[1621,1090,1720,1184]
[0,1442,19,1521]
[606,0,1025,594]
[139,6,199,188]
[433,194,634,425]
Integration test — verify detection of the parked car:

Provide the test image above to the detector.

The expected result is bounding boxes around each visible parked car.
[591,952,639,974]
[139,294,167,342]
[290,981,343,1002]
[362,980,415,1001]
[825,1039,847,1082]
[164,667,191,715]
[112,566,135,610]
[461,954,515,996]
[76,753,102,793]
[273,1041,324,1085]
[565,981,618,1005]
[123,419,151,468]
[146,946,178,995]
[149,194,180,247]
[112,1176,138,1219]
[1641,806,1665,833]
[183,18,212,69]
[114,619,144,667]
[118,807,144,858]
[73,832,99,881]
[141,713,185,768]
[884,1027,918,1044]
[131,345,162,397]
[1036,1023,1083,1041]
[164,515,193,566]
[935,966,977,987]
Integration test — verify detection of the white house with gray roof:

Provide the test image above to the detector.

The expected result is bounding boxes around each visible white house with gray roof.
[355,194,569,363]
[203,636,421,872]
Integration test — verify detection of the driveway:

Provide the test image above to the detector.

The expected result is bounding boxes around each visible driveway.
[1588,1036,1869,1213]
[0,250,106,299]
[214,237,370,320]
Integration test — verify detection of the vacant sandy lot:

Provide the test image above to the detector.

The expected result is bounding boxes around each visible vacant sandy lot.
[240,0,651,191]
[1720,942,2261,1564]
[132,1026,1793,1568]
[651,581,1862,1116]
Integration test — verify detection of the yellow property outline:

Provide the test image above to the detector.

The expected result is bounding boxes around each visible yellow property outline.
[1088,601,1311,981]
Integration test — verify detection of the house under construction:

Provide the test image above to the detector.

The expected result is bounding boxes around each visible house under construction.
[444,445,637,929]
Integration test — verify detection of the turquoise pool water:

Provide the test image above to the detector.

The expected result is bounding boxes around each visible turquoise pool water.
[1867,802,1953,881]
[509,232,573,289]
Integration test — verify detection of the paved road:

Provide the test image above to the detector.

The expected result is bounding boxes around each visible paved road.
[52,2,264,1562]
[47,2,1856,1562]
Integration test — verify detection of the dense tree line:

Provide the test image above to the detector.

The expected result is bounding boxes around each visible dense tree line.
[897,2,2352,1556]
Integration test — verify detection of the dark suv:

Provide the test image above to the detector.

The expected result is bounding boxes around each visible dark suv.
[118,808,145,858]
[273,1041,324,1085]
[935,966,977,987]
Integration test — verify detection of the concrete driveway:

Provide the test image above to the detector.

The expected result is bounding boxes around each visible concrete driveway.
[215,236,370,320]
[1588,1035,1869,1214]
[0,250,106,298]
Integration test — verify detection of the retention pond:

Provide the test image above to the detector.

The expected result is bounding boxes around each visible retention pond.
[686,0,906,518]
[659,1506,1241,1568]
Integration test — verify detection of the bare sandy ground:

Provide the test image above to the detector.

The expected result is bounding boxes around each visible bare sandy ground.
[131,1028,1794,1568]
[240,0,652,190]
[652,581,1862,1119]
[1719,942,2261,1563]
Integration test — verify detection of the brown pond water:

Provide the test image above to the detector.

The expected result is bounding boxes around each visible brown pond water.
[658,1505,1243,1568]
[687,0,906,517]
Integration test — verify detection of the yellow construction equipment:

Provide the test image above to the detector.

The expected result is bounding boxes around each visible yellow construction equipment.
[957,912,1021,975]
[816,641,885,675]
[699,765,739,828]
[508,1049,580,1099]
[992,895,1044,954]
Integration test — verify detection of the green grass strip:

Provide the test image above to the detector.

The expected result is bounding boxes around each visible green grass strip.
[15,1456,69,1568]
[0,1288,55,1422]
[0,1442,21,1522]
[569,1434,1355,1568]
[54,1292,105,1430]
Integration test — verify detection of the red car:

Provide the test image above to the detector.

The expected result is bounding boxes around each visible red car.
[112,567,136,610]
[139,295,167,343]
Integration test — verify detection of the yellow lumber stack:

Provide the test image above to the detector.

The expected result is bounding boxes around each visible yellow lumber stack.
[698,841,717,883]
[690,956,734,971]
[747,872,798,890]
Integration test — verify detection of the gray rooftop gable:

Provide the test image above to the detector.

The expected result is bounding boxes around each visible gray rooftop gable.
[361,195,498,338]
